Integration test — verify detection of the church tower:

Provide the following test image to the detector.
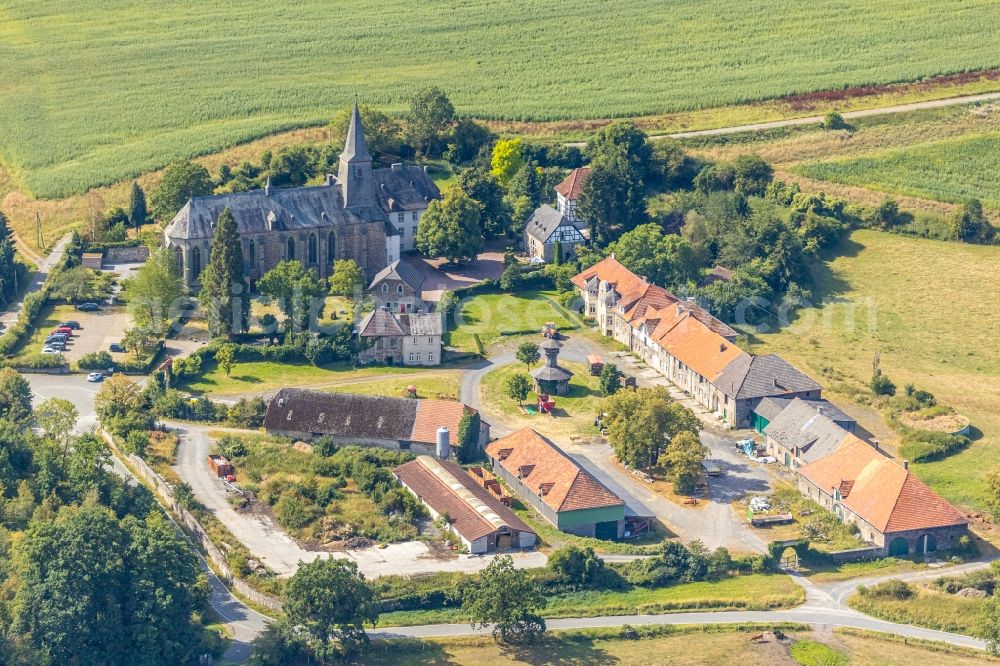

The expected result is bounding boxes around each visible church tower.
[338,99,376,209]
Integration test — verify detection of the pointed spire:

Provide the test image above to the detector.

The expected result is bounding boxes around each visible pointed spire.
[264,176,272,196]
[342,96,371,163]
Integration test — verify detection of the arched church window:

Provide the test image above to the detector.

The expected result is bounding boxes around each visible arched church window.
[308,234,317,264]
[192,247,201,278]
[287,237,295,260]
[327,232,336,262]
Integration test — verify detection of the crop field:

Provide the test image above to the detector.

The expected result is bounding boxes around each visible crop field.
[793,132,1000,208]
[751,230,1000,509]
[3,1,1000,198]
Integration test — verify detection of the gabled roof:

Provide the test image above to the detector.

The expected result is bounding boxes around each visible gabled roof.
[394,456,534,542]
[616,283,678,325]
[555,167,591,200]
[485,428,624,513]
[524,204,583,243]
[264,388,480,447]
[570,255,646,294]
[755,397,855,428]
[714,354,822,400]
[655,315,749,382]
[798,435,967,533]
[762,398,850,464]
[358,309,442,337]
[373,165,440,213]
[697,265,734,288]
[369,259,425,291]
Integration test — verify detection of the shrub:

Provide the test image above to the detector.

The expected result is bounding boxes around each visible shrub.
[11,353,67,369]
[821,111,847,130]
[859,579,914,600]
[898,430,967,462]
[870,373,896,396]
[124,430,150,457]
[78,351,114,370]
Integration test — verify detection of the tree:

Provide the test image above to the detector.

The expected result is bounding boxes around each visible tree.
[329,259,364,298]
[499,261,522,292]
[503,373,532,407]
[216,343,237,377]
[950,199,996,244]
[408,86,455,157]
[603,386,700,470]
[124,247,185,337]
[457,168,513,239]
[49,266,99,304]
[198,207,248,337]
[128,182,148,230]
[0,210,18,306]
[328,104,403,156]
[257,260,328,333]
[599,363,621,396]
[95,374,146,422]
[547,545,608,590]
[659,431,707,494]
[446,118,495,164]
[516,341,541,369]
[284,558,379,660]
[415,187,483,263]
[491,138,525,185]
[606,223,698,288]
[463,555,546,643]
[35,398,79,466]
[822,111,847,130]
[731,154,774,198]
[0,368,32,423]
[981,589,1000,656]
[586,121,652,178]
[577,153,647,246]
[123,327,158,359]
[985,467,1000,523]
[150,162,213,221]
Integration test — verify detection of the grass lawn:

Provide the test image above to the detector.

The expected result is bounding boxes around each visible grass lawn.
[807,557,926,584]
[324,370,465,401]
[448,290,574,354]
[5,2,1000,199]
[847,586,984,634]
[751,230,1000,510]
[480,360,603,439]
[180,360,431,397]
[378,573,804,627]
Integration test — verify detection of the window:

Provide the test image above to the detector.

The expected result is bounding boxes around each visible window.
[389,338,397,348]
[308,234,317,263]
[411,226,417,237]
[412,337,418,345]
[413,211,420,221]
[428,352,433,362]
[327,232,336,262]
[397,213,404,224]
[382,284,388,293]
[247,239,255,264]
[397,284,404,294]
[409,353,415,361]
[427,337,433,344]
[286,237,295,260]
[191,247,202,278]
[175,247,184,275]
[416,353,422,361]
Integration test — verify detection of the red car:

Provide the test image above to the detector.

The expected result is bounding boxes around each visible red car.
[52,326,74,336]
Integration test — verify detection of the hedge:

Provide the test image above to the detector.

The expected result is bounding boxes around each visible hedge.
[898,429,969,462]
[2,352,67,370]
[0,287,50,356]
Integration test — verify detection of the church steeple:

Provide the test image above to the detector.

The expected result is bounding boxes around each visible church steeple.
[338,97,375,208]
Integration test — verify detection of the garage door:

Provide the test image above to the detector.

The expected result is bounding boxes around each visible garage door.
[594,521,618,541]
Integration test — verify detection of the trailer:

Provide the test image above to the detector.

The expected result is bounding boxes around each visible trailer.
[208,454,234,480]
[587,354,605,376]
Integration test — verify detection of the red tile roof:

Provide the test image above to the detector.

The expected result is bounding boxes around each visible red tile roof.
[411,400,474,446]
[570,255,646,293]
[653,314,749,381]
[485,428,624,513]
[798,435,967,533]
[554,167,591,200]
[616,283,678,325]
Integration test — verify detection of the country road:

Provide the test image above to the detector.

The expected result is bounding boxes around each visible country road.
[565,89,1000,146]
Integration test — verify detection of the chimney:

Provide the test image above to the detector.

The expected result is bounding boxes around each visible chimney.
[873,438,880,451]
[436,427,450,459]
[719,343,727,352]
[325,174,335,186]
[903,460,909,471]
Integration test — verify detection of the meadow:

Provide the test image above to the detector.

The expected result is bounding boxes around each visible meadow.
[793,132,1000,208]
[751,230,1000,510]
[3,0,1000,198]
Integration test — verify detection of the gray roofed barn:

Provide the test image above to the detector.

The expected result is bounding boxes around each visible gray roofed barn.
[714,354,822,400]
[265,388,418,442]
[763,397,851,465]
[754,396,856,430]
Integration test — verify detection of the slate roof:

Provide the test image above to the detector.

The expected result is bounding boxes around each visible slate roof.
[524,204,583,243]
[485,428,624,513]
[369,259,425,291]
[555,167,591,200]
[357,309,442,337]
[763,398,850,464]
[264,388,478,447]
[798,435,967,533]
[755,397,855,428]
[342,100,371,163]
[394,457,534,543]
[530,364,574,382]
[714,354,822,400]
[374,165,440,213]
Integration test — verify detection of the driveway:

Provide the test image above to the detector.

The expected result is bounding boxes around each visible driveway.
[0,233,70,333]
[408,246,506,303]
[171,422,546,577]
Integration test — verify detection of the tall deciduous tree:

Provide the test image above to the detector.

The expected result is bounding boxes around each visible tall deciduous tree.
[128,182,148,230]
[503,373,532,407]
[329,259,364,298]
[198,208,248,337]
[659,431,708,494]
[408,86,455,157]
[606,223,698,288]
[0,210,18,305]
[516,341,540,369]
[463,555,546,643]
[124,247,186,337]
[284,558,379,660]
[0,368,32,423]
[458,168,513,239]
[415,187,483,264]
[603,386,700,470]
[35,397,78,466]
[150,162,213,222]
[257,260,327,332]
[577,153,648,246]
[490,138,525,186]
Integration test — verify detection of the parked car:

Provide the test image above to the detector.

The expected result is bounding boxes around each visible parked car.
[45,334,68,344]
[59,321,82,330]
[76,302,100,312]
[86,372,104,382]
[109,342,124,353]
[51,326,73,337]
[43,340,65,351]
[40,347,61,355]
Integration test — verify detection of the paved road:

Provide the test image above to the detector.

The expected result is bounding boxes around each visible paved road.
[0,233,71,332]
[565,90,1000,147]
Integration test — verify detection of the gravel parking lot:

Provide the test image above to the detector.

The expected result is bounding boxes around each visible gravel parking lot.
[32,304,131,363]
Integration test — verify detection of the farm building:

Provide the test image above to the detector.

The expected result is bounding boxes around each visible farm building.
[797,435,968,556]
[752,396,856,435]
[394,456,536,554]
[264,388,488,457]
[761,398,856,468]
[357,307,442,366]
[485,428,625,539]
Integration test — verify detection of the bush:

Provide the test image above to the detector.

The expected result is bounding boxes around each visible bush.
[0,288,50,356]
[859,579,914,600]
[78,351,114,370]
[821,111,848,130]
[870,373,896,396]
[9,352,67,369]
[898,430,968,462]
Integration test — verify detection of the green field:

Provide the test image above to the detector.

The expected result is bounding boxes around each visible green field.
[752,230,1000,509]
[794,132,1000,208]
[448,290,574,354]
[3,1,1000,197]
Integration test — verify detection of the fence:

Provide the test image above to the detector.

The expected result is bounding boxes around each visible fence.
[99,430,284,612]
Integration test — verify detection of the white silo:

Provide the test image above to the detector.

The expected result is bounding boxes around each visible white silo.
[436,427,450,459]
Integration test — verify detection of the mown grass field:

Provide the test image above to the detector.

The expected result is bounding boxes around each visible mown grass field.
[448,290,573,354]
[751,230,1000,510]
[793,132,1000,208]
[3,0,1000,197]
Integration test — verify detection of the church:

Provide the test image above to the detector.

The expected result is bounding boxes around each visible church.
[164,101,440,289]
